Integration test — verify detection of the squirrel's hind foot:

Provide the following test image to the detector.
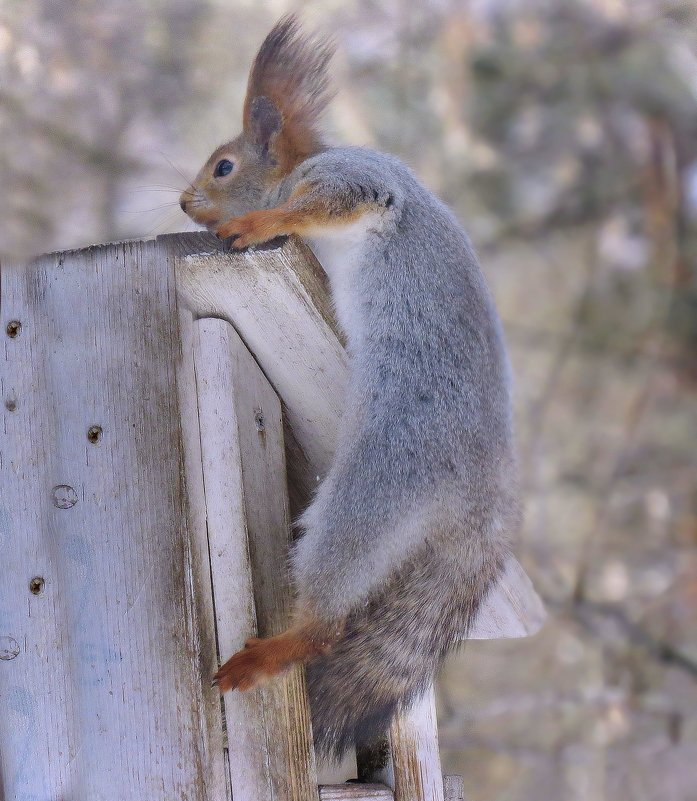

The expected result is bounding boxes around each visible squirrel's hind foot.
[213,625,335,693]
[213,638,281,692]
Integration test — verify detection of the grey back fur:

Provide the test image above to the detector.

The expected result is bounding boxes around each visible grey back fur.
[277,147,518,620]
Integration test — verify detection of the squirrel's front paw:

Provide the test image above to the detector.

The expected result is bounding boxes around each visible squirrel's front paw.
[215,210,284,250]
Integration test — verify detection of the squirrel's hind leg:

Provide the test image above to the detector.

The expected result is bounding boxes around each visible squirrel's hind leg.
[213,615,342,693]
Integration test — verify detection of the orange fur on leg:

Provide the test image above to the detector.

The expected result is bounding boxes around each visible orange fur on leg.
[216,208,295,248]
[213,622,338,693]
[215,183,375,249]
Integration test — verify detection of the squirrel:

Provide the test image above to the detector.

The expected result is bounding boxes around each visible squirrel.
[180,15,519,762]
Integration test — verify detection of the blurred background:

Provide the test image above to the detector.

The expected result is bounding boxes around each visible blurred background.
[2,0,696,798]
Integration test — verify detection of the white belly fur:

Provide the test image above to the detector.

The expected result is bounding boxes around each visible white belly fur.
[304,213,382,351]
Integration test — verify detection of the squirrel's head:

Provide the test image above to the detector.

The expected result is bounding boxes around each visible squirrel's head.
[180,15,334,230]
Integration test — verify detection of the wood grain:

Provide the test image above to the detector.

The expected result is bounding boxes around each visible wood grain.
[380,688,446,801]
[171,233,345,517]
[189,317,268,798]
[191,317,318,801]
[177,303,231,801]
[319,784,393,800]
[0,243,223,799]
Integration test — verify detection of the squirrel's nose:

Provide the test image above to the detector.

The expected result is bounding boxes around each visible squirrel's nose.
[179,198,187,212]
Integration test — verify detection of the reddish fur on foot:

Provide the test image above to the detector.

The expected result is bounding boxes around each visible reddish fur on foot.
[214,624,337,693]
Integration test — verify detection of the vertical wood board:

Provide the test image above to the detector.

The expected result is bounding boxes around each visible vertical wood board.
[380,688,446,801]
[0,243,224,799]
[172,234,345,488]
[176,307,232,801]
[192,316,318,801]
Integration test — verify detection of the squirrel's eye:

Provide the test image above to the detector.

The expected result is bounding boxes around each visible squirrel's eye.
[214,159,234,178]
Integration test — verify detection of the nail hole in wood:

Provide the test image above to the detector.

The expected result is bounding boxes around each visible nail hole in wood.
[87,425,103,444]
[5,399,16,412]
[0,636,20,661]
[6,320,21,338]
[29,577,45,596]
[254,409,265,433]
[51,485,78,509]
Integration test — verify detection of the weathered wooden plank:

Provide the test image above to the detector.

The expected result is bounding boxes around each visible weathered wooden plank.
[317,775,462,801]
[381,688,446,801]
[319,784,394,800]
[187,315,264,798]
[171,234,545,640]
[191,316,318,801]
[471,555,546,639]
[172,234,343,492]
[0,243,223,799]
[177,304,231,801]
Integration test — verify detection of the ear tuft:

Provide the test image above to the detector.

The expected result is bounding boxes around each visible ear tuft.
[249,96,282,153]
[243,15,335,172]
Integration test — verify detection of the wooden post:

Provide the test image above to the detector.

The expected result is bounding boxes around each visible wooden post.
[1,233,544,800]
[0,242,226,799]
[383,689,446,801]
[189,316,318,800]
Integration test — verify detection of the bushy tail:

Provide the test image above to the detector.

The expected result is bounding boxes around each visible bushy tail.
[306,545,503,761]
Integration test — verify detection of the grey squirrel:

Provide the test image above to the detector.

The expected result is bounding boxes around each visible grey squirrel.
[180,15,519,762]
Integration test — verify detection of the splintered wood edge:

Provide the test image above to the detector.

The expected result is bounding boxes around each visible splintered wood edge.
[384,688,445,801]
[167,232,546,640]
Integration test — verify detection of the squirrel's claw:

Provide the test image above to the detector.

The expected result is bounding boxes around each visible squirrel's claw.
[218,233,244,251]
[214,227,245,250]
[215,216,255,249]
[215,210,286,250]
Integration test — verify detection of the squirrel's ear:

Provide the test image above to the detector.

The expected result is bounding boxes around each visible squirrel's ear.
[248,96,282,155]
